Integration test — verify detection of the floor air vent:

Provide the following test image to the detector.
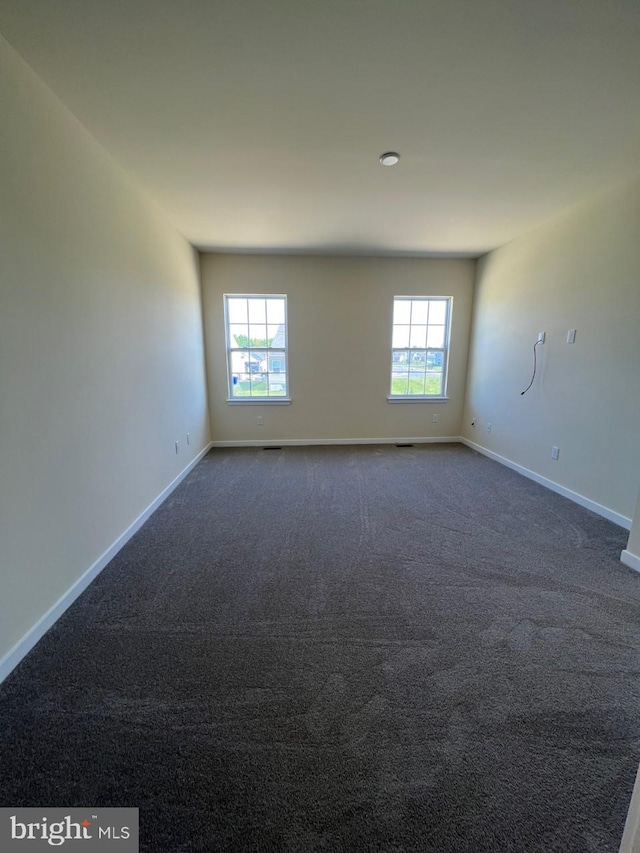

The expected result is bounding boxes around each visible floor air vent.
[263,446,283,451]
[395,443,414,448]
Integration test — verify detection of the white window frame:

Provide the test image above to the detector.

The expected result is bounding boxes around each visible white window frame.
[224,294,291,404]
[388,296,452,402]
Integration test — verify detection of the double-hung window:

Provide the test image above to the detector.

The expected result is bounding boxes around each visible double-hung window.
[224,294,289,401]
[390,297,452,399]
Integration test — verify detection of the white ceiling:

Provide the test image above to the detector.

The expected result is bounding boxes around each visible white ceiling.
[1,0,639,255]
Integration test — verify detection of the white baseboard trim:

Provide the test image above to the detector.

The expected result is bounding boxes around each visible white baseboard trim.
[210,436,462,448]
[460,438,632,531]
[619,762,640,853]
[0,442,213,686]
[621,550,640,575]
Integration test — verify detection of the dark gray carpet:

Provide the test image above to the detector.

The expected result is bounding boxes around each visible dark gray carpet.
[1,444,639,852]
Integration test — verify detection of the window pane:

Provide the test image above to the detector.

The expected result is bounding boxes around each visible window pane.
[391,297,450,397]
[246,350,265,374]
[230,350,250,372]
[229,325,248,346]
[269,325,286,347]
[426,373,443,395]
[268,374,287,395]
[267,324,280,344]
[231,372,251,396]
[392,350,409,372]
[426,350,444,371]
[427,325,445,348]
[227,298,247,324]
[391,375,409,395]
[226,294,288,400]
[408,373,426,395]
[429,300,447,324]
[392,325,410,347]
[248,298,266,324]
[249,324,268,345]
[393,300,411,324]
[269,351,286,373]
[250,373,268,395]
[266,298,286,325]
[411,300,429,324]
[409,325,427,348]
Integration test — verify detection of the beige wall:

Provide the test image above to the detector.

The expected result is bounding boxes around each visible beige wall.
[0,36,210,664]
[201,254,475,443]
[626,493,640,559]
[462,178,640,522]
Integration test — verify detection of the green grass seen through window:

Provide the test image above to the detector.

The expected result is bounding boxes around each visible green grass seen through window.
[391,376,442,396]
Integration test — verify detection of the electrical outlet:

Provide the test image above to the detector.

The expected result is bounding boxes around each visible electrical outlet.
[566,329,576,344]
[432,413,439,423]
[538,331,545,343]
[186,432,190,445]
[471,418,476,427]
[175,441,179,454]
[487,423,492,433]
[257,416,264,427]
[551,446,559,460]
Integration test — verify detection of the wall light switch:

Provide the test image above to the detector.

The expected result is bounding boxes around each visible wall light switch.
[551,446,560,460]
[432,413,439,423]
[566,329,576,344]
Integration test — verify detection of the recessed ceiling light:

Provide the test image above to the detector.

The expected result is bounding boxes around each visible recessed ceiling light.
[379,152,400,166]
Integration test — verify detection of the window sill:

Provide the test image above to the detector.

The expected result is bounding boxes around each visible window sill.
[227,398,291,405]
[387,396,449,403]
